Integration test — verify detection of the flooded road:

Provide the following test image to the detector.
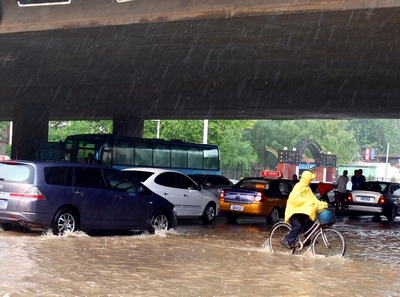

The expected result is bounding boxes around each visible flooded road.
[0,215,399,296]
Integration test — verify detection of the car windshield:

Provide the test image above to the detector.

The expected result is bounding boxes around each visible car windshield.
[357,182,387,193]
[123,171,154,182]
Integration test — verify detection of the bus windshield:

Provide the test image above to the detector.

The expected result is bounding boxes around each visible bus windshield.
[45,134,221,175]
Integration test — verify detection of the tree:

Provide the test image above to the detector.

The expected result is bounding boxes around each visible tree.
[348,119,400,155]
[245,120,359,166]
[0,122,11,156]
[48,120,112,141]
[144,119,258,173]
[46,119,399,170]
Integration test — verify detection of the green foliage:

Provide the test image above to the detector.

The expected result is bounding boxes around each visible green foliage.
[48,121,112,142]
[348,119,400,154]
[144,119,258,172]
[46,118,400,175]
[0,122,8,142]
[245,120,359,166]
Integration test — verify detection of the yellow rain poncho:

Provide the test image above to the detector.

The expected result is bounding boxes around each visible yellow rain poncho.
[284,171,328,223]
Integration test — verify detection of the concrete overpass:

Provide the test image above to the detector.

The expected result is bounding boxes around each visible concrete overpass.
[1,0,400,159]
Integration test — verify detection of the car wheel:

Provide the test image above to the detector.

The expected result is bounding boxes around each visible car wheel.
[386,205,397,222]
[149,210,169,234]
[266,208,280,224]
[225,212,239,223]
[201,203,216,224]
[52,208,79,235]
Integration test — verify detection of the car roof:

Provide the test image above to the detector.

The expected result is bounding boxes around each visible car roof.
[239,177,292,182]
[122,167,183,174]
[188,174,222,177]
[363,181,398,185]
[1,160,112,169]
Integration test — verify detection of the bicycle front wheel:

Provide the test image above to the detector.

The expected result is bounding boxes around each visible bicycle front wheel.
[269,222,293,254]
[312,228,346,257]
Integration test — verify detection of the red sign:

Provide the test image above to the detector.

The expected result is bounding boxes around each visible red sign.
[365,148,370,161]
[261,170,282,178]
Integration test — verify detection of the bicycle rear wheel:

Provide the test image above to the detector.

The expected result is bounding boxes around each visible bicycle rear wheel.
[269,222,293,254]
[312,228,346,257]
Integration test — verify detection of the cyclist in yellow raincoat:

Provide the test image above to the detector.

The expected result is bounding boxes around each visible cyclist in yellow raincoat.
[280,170,328,249]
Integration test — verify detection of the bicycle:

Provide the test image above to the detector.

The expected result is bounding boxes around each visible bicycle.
[266,211,346,257]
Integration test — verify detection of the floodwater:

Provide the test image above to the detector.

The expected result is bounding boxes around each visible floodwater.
[0,216,399,296]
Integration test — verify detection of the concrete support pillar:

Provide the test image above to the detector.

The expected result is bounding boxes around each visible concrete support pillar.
[113,115,144,138]
[277,163,298,180]
[12,102,49,160]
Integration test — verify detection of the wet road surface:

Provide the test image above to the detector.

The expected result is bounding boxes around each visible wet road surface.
[0,214,399,296]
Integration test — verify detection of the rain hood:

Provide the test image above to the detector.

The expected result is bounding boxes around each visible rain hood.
[284,171,328,223]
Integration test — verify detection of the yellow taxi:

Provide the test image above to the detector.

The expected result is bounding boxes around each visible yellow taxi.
[219,172,295,224]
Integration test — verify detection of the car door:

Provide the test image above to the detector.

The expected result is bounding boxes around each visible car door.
[73,166,114,228]
[153,172,185,216]
[103,169,151,229]
[173,172,205,216]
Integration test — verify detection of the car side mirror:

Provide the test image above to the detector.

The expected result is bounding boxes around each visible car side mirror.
[137,186,145,194]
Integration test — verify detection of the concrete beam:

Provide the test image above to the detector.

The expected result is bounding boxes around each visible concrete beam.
[1,0,400,34]
[113,115,144,138]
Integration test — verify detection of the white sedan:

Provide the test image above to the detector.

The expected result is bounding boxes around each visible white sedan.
[122,168,219,224]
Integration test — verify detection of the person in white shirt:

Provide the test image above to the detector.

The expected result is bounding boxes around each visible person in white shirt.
[336,170,349,210]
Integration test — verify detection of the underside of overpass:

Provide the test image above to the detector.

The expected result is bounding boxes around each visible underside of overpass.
[1,0,400,158]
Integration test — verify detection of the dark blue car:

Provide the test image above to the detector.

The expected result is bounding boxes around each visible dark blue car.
[0,160,177,234]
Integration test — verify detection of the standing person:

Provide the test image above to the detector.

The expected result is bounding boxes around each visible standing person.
[336,170,349,211]
[292,174,299,183]
[351,169,361,190]
[359,169,366,183]
[280,171,328,249]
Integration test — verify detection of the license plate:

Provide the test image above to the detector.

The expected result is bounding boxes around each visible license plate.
[0,199,8,209]
[360,197,371,202]
[230,205,244,211]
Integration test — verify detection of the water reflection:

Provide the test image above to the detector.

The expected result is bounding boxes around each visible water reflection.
[0,216,399,296]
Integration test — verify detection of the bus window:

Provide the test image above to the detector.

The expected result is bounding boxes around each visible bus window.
[135,143,152,166]
[154,144,170,167]
[114,140,134,166]
[102,150,112,167]
[59,134,221,175]
[63,139,75,161]
[188,147,203,169]
[204,147,219,170]
[171,145,187,169]
[76,141,96,164]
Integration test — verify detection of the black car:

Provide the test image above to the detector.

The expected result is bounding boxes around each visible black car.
[188,174,234,198]
[347,181,400,221]
[0,161,177,234]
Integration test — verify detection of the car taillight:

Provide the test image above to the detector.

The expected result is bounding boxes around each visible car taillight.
[254,192,262,202]
[220,190,225,199]
[10,187,45,200]
[378,195,386,204]
[347,193,353,202]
